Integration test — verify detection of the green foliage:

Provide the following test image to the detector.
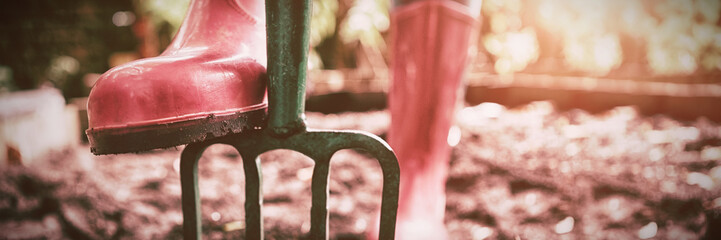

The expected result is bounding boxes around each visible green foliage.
[309,0,339,69]
[139,0,191,37]
[137,0,390,70]
[339,0,390,49]
[483,0,721,76]
[644,0,721,75]
[482,0,540,75]
[311,0,339,47]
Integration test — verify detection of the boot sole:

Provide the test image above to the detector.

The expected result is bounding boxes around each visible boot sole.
[87,108,266,155]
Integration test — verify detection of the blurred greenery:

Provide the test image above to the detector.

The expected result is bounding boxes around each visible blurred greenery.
[139,0,190,33]
[140,0,388,70]
[339,0,390,49]
[137,0,190,52]
[8,0,720,98]
[482,0,721,77]
[0,0,136,97]
[98,0,721,78]
[309,0,340,69]
[482,0,540,75]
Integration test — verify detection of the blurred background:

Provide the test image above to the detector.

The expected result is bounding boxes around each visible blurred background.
[0,0,720,239]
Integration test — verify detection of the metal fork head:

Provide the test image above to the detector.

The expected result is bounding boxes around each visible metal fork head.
[180,129,399,239]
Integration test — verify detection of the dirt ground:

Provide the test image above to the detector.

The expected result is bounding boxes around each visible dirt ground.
[1,101,720,239]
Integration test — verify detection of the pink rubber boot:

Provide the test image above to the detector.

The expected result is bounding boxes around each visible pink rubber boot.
[371,1,478,239]
[86,0,267,154]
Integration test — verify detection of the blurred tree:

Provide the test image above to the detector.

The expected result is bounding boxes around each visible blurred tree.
[309,0,390,70]
[136,0,190,52]
[481,0,540,75]
[339,0,389,51]
[0,0,136,98]
[309,0,340,69]
[536,0,623,76]
[137,0,384,71]
[479,0,721,78]
[644,0,721,75]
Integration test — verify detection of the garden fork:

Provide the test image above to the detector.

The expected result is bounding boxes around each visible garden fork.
[178,0,400,239]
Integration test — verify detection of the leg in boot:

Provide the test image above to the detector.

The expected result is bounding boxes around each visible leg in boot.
[369,0,479,239]
[87,0,267,154]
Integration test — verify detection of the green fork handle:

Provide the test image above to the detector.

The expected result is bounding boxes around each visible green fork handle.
[263,1,399,237]
[265,0,311,137]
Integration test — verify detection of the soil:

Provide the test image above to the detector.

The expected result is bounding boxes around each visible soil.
[1,101,720,239]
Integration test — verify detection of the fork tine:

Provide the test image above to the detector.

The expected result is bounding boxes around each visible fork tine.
[310,157,331,239]
[315,131,400,240]
[239,153,264,240]
[180,142,209,240]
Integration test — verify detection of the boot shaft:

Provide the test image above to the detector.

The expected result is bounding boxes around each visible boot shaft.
[388,0,478,165]
[164,0,267,65]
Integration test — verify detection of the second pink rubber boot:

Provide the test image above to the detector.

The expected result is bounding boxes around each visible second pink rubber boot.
[370,1,478,239]
[87,0,267,154]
